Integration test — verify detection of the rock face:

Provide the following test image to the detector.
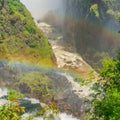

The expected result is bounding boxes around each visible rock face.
[38,22,97,78]
[46,70,95,120]
[63,0,120,67]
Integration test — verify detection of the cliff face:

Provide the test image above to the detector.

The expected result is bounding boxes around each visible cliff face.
[63,0,120,67]
[0,0,56,66]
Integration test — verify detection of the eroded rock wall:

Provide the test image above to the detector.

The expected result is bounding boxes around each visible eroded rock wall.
[63,0,120,67]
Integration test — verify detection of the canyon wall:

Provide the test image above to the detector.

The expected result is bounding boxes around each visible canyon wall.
[63,0,120,67]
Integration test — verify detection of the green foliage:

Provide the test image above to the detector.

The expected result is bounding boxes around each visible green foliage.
[0,90,25,120]
[0,0,55,66]
[87,88,120,120]
[74,71,94,86]
[102,0,120,23]
[90,4,99,17]
[116,12,120,22]
[74,77,87,86]
[39,101,59,116]
[7,89,23,101]
[106,9,115,15]
[0,89,60,120]
[87,49,120,120]
[16,71,54,97]
[89,0,120,23]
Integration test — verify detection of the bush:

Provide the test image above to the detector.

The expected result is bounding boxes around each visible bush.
[87,49,120,120]
[0,90,25,120]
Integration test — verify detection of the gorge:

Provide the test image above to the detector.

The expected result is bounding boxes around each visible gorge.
[22,0,120,68]
[0,0,120,120]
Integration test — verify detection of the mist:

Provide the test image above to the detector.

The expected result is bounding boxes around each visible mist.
[20,0,64,20]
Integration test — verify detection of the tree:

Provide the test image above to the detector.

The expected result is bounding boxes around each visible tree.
[86,49,120,120]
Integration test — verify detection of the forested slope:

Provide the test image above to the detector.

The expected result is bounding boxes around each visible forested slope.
[0,0,56,66]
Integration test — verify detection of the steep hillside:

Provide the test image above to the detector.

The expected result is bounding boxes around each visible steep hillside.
[0,0,56,65]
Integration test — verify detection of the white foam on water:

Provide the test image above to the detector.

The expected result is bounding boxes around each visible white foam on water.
[24,97,40,104]
[21,113,43,120]
[0,88,8,106]
[0,88,8,97]
[22,113,80,120]
[60,113,80,120]
[0,99,8,106]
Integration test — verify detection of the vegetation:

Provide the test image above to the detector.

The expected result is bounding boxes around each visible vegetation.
[74,70,95,86]
[90,0,120,22]
[0,0,55,66]
[39,101,59,116]
[74,77,91,86]
[0,0,120,119]
[0,89,25,120]
[86,49,120,120]
[16,71,55,98]
[90,4,99,17]
[0,89,59,120]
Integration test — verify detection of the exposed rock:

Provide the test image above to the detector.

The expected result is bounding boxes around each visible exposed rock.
[19,98,42,113]
[38,22,98,78]
[0,61,94,119]
[46,70,94,119]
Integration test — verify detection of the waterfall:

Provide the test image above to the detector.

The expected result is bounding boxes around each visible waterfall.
[0,87,80,120]
[63,0,120,67]
[0,88,7,97]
